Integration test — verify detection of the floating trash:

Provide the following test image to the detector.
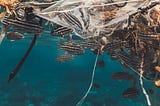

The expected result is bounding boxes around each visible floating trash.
[0,0,160,106]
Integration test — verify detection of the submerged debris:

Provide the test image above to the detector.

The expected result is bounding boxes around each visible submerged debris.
[2,5,44,82]
[0,0,160,106]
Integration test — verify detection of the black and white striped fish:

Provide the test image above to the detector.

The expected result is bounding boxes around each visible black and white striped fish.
[59,41,85,55]
[122,87,140,99]
[104,41,128,54]
[2,15,43,34]
[58,12,83,32]
[56,54,74,62]
[82,39,102,50]
[122,79,139,99]
[117,51,141,70]
[139,34,160,41]
[51,24,73,37]
[1,5,44,34]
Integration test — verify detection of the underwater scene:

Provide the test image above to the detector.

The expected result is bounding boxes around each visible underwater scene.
[0,0,160,106]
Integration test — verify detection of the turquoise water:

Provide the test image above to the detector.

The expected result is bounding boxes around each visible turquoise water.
[0,29,159,106]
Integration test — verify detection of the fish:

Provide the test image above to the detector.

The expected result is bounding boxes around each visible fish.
[51,24,73,37]
[2,17,44,34]
[82,38,102,50]
[6,32,24,41]
[1,7,44,34]
[104,41,128,54]
[122,79,140,99]
[6,6,43,82]
[97,60,105,67]
[122,87,140,99]
[93,83,101,89]
[111,72,135,81]
[148,88,154,95]
[56,55,74,62]
[58,12,83,31]
[59,41,85,55]
[139,34,160,41]
[117,51,141,70]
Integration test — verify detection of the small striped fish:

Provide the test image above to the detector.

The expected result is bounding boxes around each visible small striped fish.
[104,41,128,53]
[111,72,135,81]
[51,24,73,37]
[5,6,43,82]
[58,12,83,32]
[139,34,160,41]
[2,15,44,34]
[117,51,141,70]
[82,39,102,50]
[56,54,74,62]
[59,41,85,55]
[122,86,139,99]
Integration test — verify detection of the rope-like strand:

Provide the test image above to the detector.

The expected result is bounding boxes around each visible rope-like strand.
[139,58,151,106]
[76,51,99,106]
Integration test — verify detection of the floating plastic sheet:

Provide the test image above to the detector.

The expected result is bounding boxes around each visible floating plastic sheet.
[36,0,144,39]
